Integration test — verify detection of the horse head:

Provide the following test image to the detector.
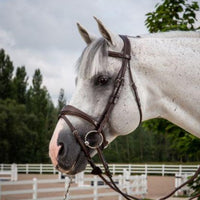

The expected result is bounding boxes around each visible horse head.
[49,18,142,174]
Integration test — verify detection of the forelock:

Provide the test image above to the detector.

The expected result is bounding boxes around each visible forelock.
[76,38,108,79]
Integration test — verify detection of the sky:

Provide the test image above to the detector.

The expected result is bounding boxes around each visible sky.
[0,0,199,106]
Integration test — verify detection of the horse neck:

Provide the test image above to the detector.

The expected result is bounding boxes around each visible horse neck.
[129,36,200,137]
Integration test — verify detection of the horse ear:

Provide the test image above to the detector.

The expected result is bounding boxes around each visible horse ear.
[94,17,121,48]
[77,23,96,45]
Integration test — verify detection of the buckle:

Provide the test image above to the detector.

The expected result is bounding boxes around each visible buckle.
[124,54,131,60]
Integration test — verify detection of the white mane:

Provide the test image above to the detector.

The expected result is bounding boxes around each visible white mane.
[139,31,200,38]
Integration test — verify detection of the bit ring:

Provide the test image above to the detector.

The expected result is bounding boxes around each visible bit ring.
[84,130,103,149]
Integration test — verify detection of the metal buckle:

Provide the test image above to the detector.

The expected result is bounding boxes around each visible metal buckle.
[85,130,104,149]
[124,54,131,60]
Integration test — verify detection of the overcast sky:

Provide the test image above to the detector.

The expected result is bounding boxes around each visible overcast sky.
[0,0,199,106]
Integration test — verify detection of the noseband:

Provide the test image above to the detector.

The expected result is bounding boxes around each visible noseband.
[58,35,199,200]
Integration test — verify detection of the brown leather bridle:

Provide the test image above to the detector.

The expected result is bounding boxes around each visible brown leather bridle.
[58,35,200,200]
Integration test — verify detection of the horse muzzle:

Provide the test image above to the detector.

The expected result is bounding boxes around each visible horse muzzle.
[49,119,91,174]
[49,106,107,175]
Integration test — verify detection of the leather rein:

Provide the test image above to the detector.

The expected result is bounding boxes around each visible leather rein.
[58,35,200,200]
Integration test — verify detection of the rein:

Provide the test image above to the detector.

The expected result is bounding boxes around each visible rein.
[58,35,200,200]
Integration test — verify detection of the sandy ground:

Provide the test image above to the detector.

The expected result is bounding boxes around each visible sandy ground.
[0,174,192,200]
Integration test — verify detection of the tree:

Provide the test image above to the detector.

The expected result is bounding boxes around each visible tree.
[13,66,28,104]
[57,88,66,111]
[26,69,52,162]
[0,99,36,163]
[0,49,14,99]
[0,49,59,163]
[145,0,200,33]
[26,69,48,114]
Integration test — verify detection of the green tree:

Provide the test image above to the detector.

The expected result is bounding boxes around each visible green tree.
[0,99,36,163]
[26,69,52,162]
[13,66,28,104]
[0,49,58,163]
[0,49,14,99]
[57,88,66,111]
[145,0,200,33]
[97,127,156,163]
[26,69,48,115]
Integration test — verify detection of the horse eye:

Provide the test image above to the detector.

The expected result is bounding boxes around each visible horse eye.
[95,75,110,86]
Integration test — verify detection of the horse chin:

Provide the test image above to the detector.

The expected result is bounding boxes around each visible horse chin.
[57,151,88,175]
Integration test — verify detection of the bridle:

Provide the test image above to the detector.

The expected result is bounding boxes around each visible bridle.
[58,35,200,200]
[59,35,142,200]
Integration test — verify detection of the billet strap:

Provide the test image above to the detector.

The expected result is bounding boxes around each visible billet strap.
[128,63,142,124]
[97,35,135,134]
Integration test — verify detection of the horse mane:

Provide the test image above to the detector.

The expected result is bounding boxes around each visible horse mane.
[76,38,108,78]
[140,31,200,38]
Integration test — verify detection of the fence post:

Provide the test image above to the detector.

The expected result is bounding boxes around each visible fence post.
[32,178,37,200]
[26,164,29,174]
[162,164,165,176]
[118,175,122,200]
[76,172,84,187]
[40,164,42,174]
[58,172,62,180]
[135,176,139,194]
[123,168,130,193]
[179,165,182,175]
[175,173,179,196]
[11,163,18,181]
[93,176,98,200]
[113,164,115,175]
[53,165,56,174]
[128,164,131,174]
[145,164,148,175]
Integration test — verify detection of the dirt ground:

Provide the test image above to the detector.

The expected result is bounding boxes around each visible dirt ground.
[0,174,191,200]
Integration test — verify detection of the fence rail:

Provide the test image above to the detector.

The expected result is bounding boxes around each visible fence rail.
[0,164,18,181]
[0,174,147,200]
[0,163,199,176]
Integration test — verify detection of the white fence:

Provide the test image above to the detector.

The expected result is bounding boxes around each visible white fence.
[0,163,199,176]
[0,174,147,200]
[175,173,193,196]
[0,164,18,181]
[0,178,67,200]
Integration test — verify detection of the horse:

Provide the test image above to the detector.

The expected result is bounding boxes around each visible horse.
[49,17,200,176]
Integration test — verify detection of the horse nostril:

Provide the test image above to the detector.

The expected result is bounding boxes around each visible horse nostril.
[58,143,65,156]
